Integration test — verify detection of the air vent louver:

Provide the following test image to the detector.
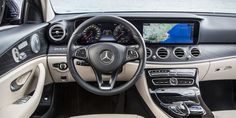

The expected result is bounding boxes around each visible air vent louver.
[191,48,200,57]
[156,47,169,59]
[174,48,185,59]
[49,25,66,41]
[146,48,152,58]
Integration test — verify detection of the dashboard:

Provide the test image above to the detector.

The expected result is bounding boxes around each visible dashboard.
[1,13,236,77]
[46,13,236,64]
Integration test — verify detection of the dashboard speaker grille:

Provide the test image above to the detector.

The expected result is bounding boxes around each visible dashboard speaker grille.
[49,25,66,41]
[146,48,152,58]
[191,48,200,57]
[174,48,185,59]
[156,47,169,59]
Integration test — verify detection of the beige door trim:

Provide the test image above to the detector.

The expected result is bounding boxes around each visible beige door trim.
[0,60,46,118]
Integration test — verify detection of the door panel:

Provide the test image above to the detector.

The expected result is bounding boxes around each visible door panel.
[0,60,46,118]
[0,18,50,117]
[0,24,48,77]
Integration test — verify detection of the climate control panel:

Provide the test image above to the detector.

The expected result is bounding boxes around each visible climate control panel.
[152,78,194,86]
[146,68,197,87]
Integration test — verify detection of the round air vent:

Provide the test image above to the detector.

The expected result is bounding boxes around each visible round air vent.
[190,47,200,57]
[49,24,66,41]
[174,47,186,59]
[146,48,152,58]
[156,47,169,59]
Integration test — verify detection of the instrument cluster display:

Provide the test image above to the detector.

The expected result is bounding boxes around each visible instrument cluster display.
[78,23,135,44]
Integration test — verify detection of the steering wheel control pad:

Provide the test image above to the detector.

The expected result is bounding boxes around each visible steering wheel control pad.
[88,43,126,73]
[75,48,87,59]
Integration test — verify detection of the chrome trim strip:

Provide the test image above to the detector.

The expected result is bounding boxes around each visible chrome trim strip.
[146,56,236,65]
[47,54,66,56]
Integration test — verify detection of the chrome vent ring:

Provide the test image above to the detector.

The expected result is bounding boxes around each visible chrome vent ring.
[49,24,66,41]
[190,47,201,57]
[146,48,152,58]
[156,47,170,59]
[173,47,186,59]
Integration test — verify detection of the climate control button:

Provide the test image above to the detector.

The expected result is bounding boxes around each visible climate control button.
[169,78,178,86]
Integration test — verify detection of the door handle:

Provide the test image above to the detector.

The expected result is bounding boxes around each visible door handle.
[10,71,32,92]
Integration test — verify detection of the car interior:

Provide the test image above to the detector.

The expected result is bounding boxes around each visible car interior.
[1,0,236,118]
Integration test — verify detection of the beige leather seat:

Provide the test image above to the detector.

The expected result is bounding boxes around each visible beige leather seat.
[70,114,144,118]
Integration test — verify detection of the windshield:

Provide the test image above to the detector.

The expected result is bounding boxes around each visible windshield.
[50,0,236,14]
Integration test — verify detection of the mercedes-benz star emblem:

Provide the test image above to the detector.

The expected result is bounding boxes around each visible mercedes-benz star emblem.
[100,50,114,64]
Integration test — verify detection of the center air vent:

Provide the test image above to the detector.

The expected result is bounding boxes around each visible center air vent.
[146,48,152,58]
[174,47,186,59]
[49,24,66,41]
[190,47,200,57]
[156,47,169,59]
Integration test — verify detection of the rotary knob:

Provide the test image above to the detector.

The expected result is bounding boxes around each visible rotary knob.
[59,63,68,70]
[170,77,178,86]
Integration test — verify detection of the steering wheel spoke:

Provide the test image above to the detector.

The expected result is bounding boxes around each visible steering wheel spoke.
[94,68,121,90]
[73,46,89,61]
[125,45,140,62]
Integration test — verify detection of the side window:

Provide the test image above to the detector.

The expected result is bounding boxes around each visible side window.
[0,0,23,26]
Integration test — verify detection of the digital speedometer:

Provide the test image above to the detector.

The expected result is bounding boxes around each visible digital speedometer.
[81,24,101,43]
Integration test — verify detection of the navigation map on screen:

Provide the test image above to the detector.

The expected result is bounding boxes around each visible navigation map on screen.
[143,23,193,44]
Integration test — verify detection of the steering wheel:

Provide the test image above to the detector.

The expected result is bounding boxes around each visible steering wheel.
[67,15,146,96]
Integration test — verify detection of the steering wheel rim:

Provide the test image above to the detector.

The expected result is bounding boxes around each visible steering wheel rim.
[67,15,146,96]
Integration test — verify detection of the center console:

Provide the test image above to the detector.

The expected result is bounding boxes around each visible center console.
[145,68,214,118]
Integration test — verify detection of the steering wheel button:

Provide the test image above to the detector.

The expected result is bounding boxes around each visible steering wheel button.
[127,49,138,59]
[76,48,87,58]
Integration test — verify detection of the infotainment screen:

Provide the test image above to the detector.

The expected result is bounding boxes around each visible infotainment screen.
[143,23,194,44]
